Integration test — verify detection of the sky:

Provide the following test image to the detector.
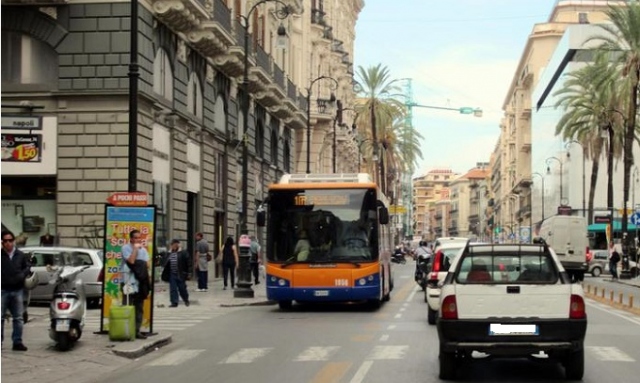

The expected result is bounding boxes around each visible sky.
[354,0,561,176]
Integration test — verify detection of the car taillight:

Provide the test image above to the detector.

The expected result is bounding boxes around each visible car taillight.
[432,251,442,272]
[428,272,439,281]
[57,301,71,310]
[441,295,458,320]
[569,294,586,319]
[98,268,104,283]
[585,247,591,262]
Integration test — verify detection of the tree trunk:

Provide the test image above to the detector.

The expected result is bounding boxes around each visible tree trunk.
[622,69,639,242]
[588,155,601,224]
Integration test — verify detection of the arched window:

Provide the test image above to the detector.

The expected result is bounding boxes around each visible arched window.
[153,49,173,101]
[270,129,278,165]
[2,32,58,87]
[214,94,226,133]
[255,120,264,158]
[187,73,203,119]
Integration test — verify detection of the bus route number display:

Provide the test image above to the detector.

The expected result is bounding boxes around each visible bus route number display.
[294,194,348,206]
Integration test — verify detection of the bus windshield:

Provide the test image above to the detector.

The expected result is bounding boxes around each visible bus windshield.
[267,188,379,264]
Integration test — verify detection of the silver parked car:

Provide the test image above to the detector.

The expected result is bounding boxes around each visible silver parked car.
[21,247,103,307]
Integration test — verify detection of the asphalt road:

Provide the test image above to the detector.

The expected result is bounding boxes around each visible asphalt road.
[91,264,640,383]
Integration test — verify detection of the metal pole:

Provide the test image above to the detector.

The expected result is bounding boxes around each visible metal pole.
[582,148,586,218]
[332,110,337,173]
[241,17,250,235]
[306,90,311,174]
[542,176,545,221]
[127,0,139,193]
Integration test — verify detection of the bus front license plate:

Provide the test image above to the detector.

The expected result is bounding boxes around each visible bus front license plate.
[314,290,329,297]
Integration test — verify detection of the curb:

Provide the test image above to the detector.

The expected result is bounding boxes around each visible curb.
[219,300,275,308]
[111,333,173,359]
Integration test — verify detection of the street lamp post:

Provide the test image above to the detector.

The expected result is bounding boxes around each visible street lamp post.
[532,172,545,222]
[127,0,139,192]
[333,104,356,173]
[237,0,291,298]
[633,166,639,254]
[546,156,564,207]
[306,76,337,173]
[566,140,586,218]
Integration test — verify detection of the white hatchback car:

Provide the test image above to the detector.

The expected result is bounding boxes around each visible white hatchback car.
[22,247,104,307]
[425,240,469,324]
[436,243,587,381]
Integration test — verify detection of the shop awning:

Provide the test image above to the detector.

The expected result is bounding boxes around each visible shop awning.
[588,221,637,232]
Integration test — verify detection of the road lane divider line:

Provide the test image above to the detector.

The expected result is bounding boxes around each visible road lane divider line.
[294,346,340,362]
[349,360,373,383]
[394,313,402,319]
[379,334,389,342]
[387,324,396,330]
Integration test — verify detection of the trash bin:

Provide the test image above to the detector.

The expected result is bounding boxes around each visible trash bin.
[108,305,135,341]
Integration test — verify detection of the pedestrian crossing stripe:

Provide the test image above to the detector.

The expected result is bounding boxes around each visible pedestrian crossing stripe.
[294,346,340,361]
[147,349,206,366]
[587,347,635,362]
[221,348,274,364]
[367,345,408,360]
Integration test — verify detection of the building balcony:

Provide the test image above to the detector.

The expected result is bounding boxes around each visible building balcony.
[520,130,531,153]
[152,0,214,34]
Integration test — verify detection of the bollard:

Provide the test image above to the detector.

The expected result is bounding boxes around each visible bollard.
[619,293,623,305]
[630,295,634,308]
[594,286,598,296]
[610,291,614,301]
[602,288,605,298]
[587,285,591,294]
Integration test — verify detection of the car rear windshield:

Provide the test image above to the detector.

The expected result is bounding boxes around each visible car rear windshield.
[454,251,559,284]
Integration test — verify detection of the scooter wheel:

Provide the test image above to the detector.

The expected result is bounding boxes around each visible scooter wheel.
[56,333,74,351]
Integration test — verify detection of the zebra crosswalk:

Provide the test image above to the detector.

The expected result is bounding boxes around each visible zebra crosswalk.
[143,345,637,367]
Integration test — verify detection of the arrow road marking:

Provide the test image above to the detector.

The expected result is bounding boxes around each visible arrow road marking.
[366,345,409,360]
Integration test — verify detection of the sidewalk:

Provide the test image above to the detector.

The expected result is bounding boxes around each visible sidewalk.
[2,269,271,371]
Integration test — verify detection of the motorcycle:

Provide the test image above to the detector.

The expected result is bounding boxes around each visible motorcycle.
[414,254,431,291]
[48,265,90,351]
[391,252,406,264]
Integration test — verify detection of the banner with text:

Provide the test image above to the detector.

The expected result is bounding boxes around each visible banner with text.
[1,134,42,162]
[100,206,156,333]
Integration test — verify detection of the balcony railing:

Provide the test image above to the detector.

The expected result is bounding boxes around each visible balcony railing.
[287,78,297,101]
[234,19,247,51]
[298,91,307,112]
[273,63,285,89]
[256,44,271,74]
[214,0,232,32]
[311,8,326,25]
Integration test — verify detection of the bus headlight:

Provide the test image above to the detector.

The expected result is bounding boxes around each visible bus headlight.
[358,278,367,286]
[278,279,287,286]
[367,275,374,282]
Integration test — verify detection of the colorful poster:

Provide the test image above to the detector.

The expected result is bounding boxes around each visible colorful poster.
[1,134,42,162]
[100,206,156,333]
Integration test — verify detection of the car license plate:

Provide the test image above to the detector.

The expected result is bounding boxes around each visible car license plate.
[489,323,538,336]
[314,290,329,297]
[55,319,70,331]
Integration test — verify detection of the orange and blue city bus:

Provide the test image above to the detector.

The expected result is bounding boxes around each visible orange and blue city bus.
[263,173,393,309]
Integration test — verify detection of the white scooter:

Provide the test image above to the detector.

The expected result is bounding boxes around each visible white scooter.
[48,265,89,351]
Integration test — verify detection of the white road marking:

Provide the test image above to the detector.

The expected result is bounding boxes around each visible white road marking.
[367,345,409,360]
[146,349,205,366]
[399,307,406,312]
[379,334,389,342]
[394,313,402,319]
[387,325,396,330]
[406,288,417,302]
[349,360,373,383]
[294,346,340,361]
[221,348,273,364]
[586,300,640,326]
[588,346,635,362]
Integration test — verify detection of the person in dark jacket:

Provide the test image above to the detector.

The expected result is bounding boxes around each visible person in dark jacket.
[1,230,30,351]
[219,236,239,290]
[164,239,190,307]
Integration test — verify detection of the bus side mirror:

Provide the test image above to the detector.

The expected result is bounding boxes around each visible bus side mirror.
[378,207,389,225]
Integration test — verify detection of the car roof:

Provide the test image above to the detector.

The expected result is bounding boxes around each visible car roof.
[20,246,102,253]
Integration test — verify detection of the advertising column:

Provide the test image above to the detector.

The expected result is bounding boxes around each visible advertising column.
[100,192,156,334]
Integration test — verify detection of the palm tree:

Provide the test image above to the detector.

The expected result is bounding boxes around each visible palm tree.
[587,2,640,238]
[354,64,408,193]
[553,52,624,223]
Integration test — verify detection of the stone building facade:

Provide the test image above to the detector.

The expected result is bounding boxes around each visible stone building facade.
[1,0,363,252]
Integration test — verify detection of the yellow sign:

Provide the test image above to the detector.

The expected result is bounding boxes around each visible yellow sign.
[618,208,633,215]
[389,205,407,214]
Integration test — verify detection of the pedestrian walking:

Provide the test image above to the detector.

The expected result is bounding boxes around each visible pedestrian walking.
[165,239,190,307]
[610,249,621,281]
[1,230,30,351]
[121,229,150,339]
[249,235,262,285]
[194,232,211,292]
[219,236,239,290]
